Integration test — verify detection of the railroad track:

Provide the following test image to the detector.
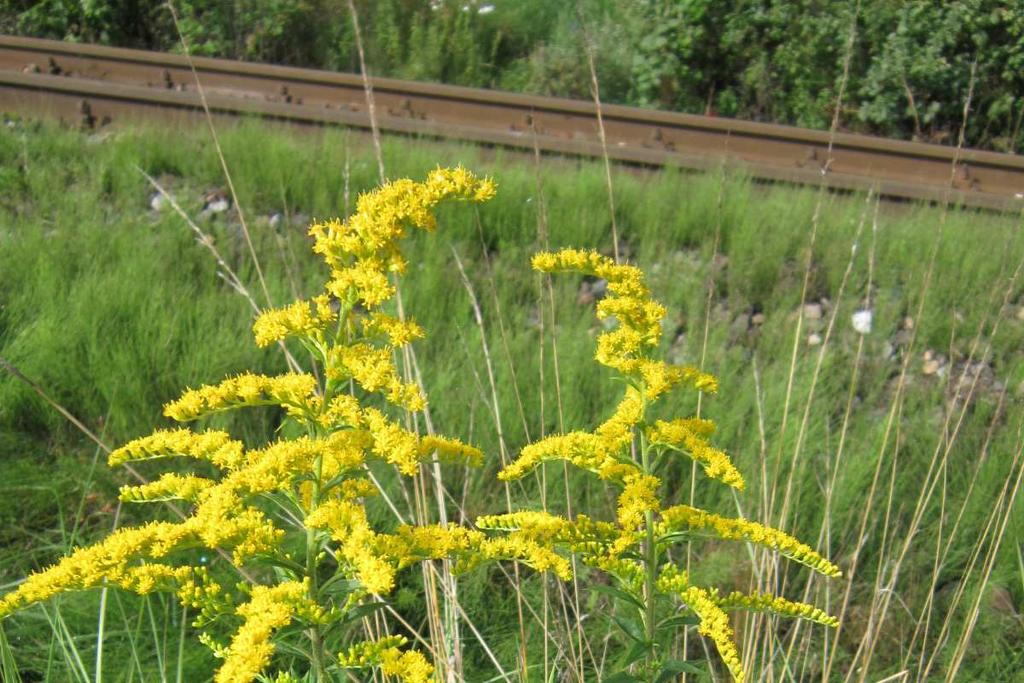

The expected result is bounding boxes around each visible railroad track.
[2,34,1023,211]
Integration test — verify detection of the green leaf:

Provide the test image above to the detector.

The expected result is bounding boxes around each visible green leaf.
[340,600,389,623]
[657,613,701,630]
[617,639,653,669]
[613,613,645,642]
[602,671,641,683]
[591,583,645,611]
[655,659,705,682]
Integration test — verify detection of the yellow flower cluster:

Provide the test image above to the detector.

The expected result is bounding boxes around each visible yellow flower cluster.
[0,522,195,616]
[501,249,718,489]
[362,312,425,347]
[680,587,744,682]
[616,473,661,529]
[418,434,484,467]
[309,166,495,309]
[306,499,395,594]
[252,294,337,348]
[327,343,425,411]
[164,372,318,422]
[120,473,215,503]
[655,566,743,681]
[109,428,245,470]
[646,418,745,490]
[216,581,322,683]
[475,510,574,542]
[497,431,638,484]
[339,636,433,683]
[658,505,842,578]
[716,590,839,627]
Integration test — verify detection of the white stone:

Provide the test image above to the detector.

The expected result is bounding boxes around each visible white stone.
[205,197,230,213]
[807,333,822,346]
[852,309,873,334]
[149,192,168,212]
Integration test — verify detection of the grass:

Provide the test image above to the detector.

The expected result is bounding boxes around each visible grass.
[0,115,1022,681]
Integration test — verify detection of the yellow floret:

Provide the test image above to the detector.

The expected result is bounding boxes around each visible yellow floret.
[339,636,434,683]
[163,373,318,422]
[252,295,336,347]
[646,419,745,490]
[215,581,317,683]
[616,473,661,530]
[109,428,245,470]
[119,473,215,503]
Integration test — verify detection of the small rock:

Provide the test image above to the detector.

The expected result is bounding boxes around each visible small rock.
[1016,307,1024,322]
[591,278,608,299]
[807,333,822,346]
[893,329,913,347]
[902,316,915,331]
[268,212,283,230]
[803,303,823,320]
[751,312,766,326]
[149,191,168,212]
[882,341,895,360]
[852,309,873,334]
[202,190,230,214]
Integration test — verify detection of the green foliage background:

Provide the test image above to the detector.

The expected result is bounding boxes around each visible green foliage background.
[2,0,1024,152]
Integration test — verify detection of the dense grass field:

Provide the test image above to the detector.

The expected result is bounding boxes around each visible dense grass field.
[0,116,1022,681]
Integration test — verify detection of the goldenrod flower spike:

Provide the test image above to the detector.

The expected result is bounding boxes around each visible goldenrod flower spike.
[310,166,495,309]
[108,428,244,470]
[497,431,641,484]
[252,295,337,348]
[216,581,321,683]
[163,372,318,422]
[658,505,842,578]
[646,418,746,490]
[716,590,839,628]
[0,522,197,617]
[678,586,745,683]
[119,473,215,503]
[339,636,434,683]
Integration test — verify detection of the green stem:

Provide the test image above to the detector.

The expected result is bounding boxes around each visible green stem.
[640,413,658,674]
[306,451,328,680]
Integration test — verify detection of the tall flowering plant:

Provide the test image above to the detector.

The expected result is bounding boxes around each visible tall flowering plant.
[478,249,841,682]
[1,169,840,682]
[0,168,568,683]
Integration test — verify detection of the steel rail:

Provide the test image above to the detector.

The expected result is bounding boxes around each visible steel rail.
[1,34,1023,211]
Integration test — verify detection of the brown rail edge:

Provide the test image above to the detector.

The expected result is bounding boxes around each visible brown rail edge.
[2,34,1024,211]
